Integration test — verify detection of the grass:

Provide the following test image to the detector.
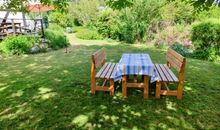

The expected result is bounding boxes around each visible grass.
[0,34,220,129]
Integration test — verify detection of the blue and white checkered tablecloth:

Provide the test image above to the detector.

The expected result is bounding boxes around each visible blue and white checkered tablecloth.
[114,53,157,82]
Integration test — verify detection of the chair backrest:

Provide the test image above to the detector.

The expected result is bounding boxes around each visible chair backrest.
[91,48,106,68]
[166,48,186,81]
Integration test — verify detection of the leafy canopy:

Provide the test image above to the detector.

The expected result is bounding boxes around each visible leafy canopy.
[1,0,220,12]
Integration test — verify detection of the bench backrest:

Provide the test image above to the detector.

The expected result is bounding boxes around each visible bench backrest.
[166,48,186,81]
[91,48,106,69]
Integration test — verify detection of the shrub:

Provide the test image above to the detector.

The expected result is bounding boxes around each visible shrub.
[153,24,192,47]
[118,0,163,43]
[48,24,64,32]
[49,11,74,27]
[95,9,120,40]
[68,0,100,25]
[45,25,69,49]
[191,19,220,61]
[75,28,103,40]
[160,0,194,24]
[0,35,35,55]
[171,42,191,57]
[196,7,220,21]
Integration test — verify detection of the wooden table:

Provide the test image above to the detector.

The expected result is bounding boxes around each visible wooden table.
[114,54,154,99]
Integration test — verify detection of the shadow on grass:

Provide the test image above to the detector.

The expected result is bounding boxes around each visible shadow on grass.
[0,42,220,129]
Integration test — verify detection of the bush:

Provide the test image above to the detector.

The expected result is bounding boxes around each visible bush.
[196,7,220,21]
[48,24,64,32]
[0,35,35,55]
[153,24,192,47]
[123,0,163,43]
[68,0,100,25]
[191,19,220,61]
[49,11,74,27]
[160,0,194,24]
[45,25,69,49]
[171,42,191,57]
[75,28,103,40]
[95,9,120,40]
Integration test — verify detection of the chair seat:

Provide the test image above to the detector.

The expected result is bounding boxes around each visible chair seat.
[155,64,179,82]
[96,63,118,79]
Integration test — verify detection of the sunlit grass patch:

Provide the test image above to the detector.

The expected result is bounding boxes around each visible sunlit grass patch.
[0,34,219,129]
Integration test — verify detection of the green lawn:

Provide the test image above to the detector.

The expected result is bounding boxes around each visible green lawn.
[0,34,220,129]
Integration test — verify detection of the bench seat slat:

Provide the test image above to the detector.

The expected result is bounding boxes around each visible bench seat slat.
[163,64,179,82]
[100,63,112,78]
[155,64,169,82]
[96,63,116,79]
[159,64,174,82]
[96,63,109,78]
[110,63,118,79]
[155,64,179,82]
[105,63,116,79]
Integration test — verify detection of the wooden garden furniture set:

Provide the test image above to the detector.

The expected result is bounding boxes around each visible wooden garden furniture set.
[91,47,186,99]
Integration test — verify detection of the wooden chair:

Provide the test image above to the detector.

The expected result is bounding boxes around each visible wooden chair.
[91,48,118,96]
[155,48,186,99]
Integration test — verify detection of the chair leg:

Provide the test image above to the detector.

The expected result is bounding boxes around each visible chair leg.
[122,75,127,98]
[177,81,183,100]
[156,81,161,99]
[109,79,114,96]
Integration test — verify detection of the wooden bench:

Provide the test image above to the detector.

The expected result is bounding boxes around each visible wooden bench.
[155,48,186,99]
[91,48,118,96]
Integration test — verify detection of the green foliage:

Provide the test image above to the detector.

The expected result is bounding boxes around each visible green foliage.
[75,28,103,40]
[45,25,69,49]
[53,0,69,13]
[1,0,217,13]
[89,0,164,43]
[95,9,120,39]
[49,11,74,27]
[48,24,65,32]
[68,0,100,25]
[153,24,192,47]
[196,7,220,21]
[171,42,191,57]
[106,0,134,10]
[72,26,85,33]
[118,0,163,43]
[191,19,220,61]
[0,35,35,55]
[160,0,194,24]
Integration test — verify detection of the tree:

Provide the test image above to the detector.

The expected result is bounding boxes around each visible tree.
[1,0,220,12]
[0,0,68,13]
[106,0,134,10]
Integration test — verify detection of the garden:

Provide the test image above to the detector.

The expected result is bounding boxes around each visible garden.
[0,0,220,129]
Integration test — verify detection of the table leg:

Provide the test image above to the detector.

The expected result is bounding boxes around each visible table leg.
[143,75,149,99]
[122,75,127,98]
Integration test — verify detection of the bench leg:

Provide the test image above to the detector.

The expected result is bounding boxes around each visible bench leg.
[156,81,161,99]
[109,79,114,96]
[143,76,149,99]
[91,77,96,95]
[122,75,127,98]
[177,82,183,100]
